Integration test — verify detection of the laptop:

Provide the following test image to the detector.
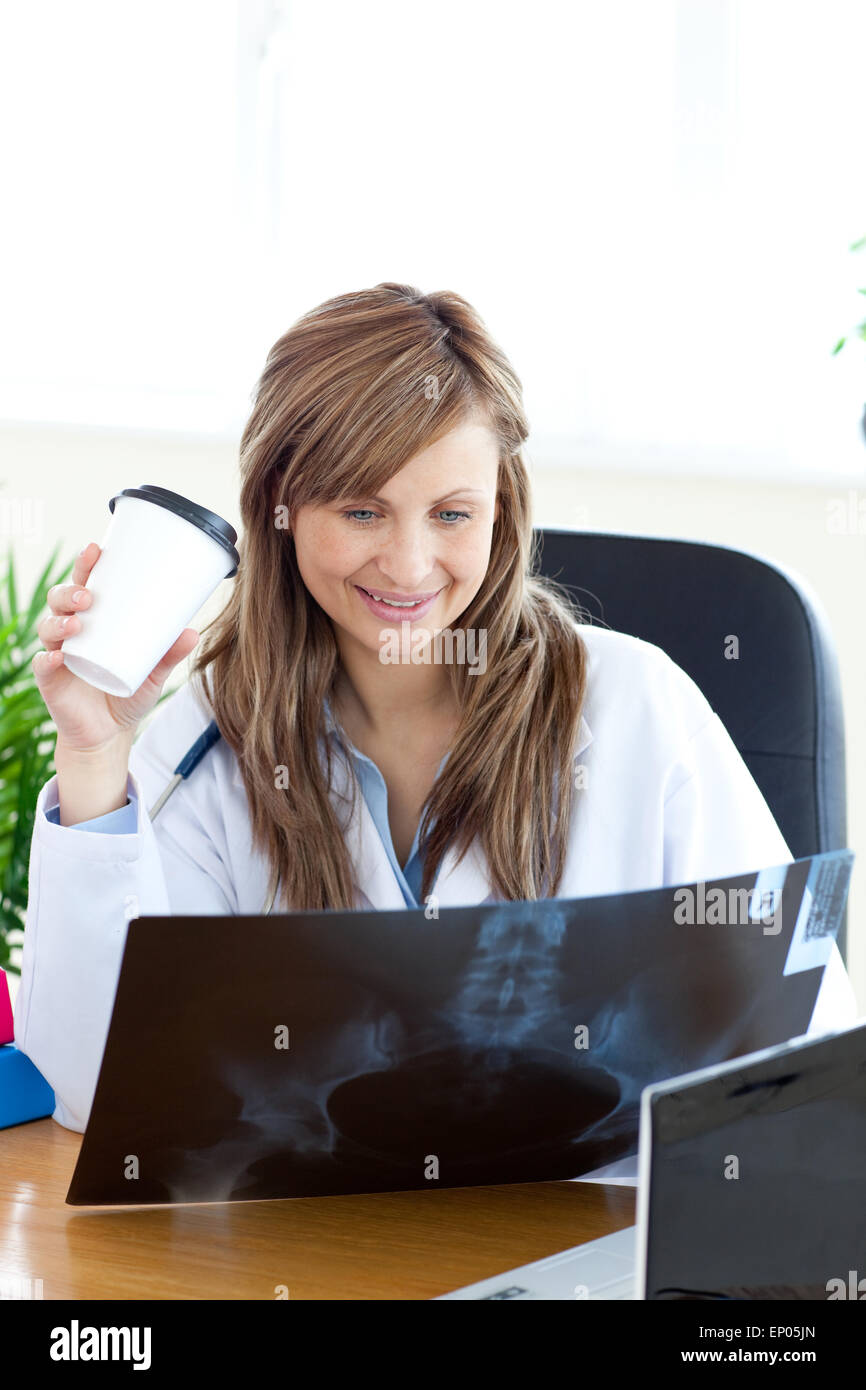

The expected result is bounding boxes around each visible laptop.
[437,1017,866,1299]
[67,849,852,1206]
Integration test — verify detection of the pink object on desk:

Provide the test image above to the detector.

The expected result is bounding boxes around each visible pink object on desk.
[0,970,13,1045]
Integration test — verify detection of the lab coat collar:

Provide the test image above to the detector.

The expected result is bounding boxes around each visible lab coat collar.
[232,699,593,911]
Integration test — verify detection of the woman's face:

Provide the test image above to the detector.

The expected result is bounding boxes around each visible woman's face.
[292,419,501,656]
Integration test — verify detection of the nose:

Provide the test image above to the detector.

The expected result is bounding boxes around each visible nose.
[373,519,438,591]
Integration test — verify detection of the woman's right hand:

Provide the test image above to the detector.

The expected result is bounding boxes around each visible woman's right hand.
[33,540,200,756]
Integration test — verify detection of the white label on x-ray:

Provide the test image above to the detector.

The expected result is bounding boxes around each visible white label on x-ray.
[782,854,850,976]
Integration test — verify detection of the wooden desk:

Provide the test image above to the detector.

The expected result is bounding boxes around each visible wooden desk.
[1,1117,636,1300]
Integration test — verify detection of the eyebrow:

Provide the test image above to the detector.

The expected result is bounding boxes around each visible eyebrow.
[339,488,488,506]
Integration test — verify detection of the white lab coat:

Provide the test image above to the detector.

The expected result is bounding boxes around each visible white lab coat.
[13,622,857,1187]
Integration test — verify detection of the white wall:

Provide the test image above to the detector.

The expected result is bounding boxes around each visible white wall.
[2,421,863,1011]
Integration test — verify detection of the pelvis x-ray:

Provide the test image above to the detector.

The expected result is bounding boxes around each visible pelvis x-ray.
[67,853,848,1206]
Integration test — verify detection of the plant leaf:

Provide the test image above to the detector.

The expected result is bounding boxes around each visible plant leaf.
[4,552,16,628]
[0,541,75,967]
[22,543,72,640]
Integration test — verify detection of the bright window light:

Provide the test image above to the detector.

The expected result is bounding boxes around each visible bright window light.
[1,0,864,481]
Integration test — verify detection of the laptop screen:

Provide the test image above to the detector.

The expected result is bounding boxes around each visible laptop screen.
[643,1021,866,1300]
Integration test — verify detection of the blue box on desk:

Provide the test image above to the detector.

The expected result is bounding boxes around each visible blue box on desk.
[0,1043,55,1128]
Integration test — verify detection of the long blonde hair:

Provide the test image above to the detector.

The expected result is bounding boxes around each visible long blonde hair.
[191,283,588,909]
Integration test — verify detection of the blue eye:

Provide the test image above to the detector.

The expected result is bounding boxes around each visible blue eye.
[342,509,473,527]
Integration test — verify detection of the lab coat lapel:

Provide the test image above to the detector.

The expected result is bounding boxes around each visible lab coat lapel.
[234,712,593,912]
[330,741,407,910]
[347,786,492,912]
[327,736,491,911]
[358,712,595,911]
[429,835,493,908]
[325,727,486,911]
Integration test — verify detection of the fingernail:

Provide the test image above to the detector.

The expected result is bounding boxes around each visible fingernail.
[73,590,85,603]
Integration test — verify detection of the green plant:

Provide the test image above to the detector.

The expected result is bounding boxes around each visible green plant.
[0,543,175,974]
[0,543,72,972]
[831,234,866,361]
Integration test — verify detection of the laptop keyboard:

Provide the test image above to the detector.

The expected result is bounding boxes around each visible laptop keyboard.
[436,1224,638,1299]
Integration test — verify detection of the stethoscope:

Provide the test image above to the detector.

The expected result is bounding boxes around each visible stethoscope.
[147,718,280,915]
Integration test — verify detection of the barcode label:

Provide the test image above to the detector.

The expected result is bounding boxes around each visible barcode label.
[802,859,848,940]
[783,853,853,976]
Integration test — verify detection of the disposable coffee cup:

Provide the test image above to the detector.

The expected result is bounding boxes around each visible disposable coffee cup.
[61,484,240,698]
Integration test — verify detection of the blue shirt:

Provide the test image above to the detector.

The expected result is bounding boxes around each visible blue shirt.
[45,698,446,909]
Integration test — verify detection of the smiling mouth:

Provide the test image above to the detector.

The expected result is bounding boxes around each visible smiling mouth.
[356,586,438,608]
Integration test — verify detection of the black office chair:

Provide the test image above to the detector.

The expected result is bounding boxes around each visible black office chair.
[533,529,850,962]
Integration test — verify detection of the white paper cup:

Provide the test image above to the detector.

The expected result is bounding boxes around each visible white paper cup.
[61,484,240,697]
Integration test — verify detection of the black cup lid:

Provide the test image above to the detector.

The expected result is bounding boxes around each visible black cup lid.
[109,484,240,577]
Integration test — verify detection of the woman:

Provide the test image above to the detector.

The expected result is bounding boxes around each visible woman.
[15,283,857,1180]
